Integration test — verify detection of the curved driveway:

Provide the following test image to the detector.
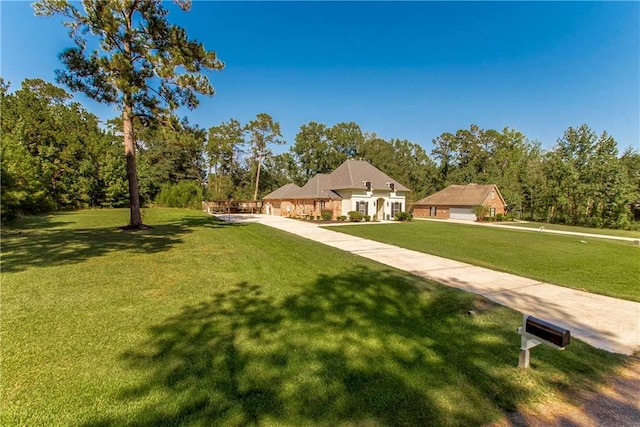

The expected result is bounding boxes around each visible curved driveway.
[219,214,640,356]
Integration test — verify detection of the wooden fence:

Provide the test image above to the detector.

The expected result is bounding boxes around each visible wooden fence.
[202,200,263,214]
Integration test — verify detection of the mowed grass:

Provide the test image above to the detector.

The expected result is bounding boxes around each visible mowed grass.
[493,220,640,239]
[1,209,628,426]
[326,220,640,302]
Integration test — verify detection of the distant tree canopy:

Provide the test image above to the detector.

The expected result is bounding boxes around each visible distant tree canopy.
[1,78,123,220]
[1,75,638,229]
[429,124,637,228]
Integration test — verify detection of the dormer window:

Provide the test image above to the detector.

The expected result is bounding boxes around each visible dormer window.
[389,183,395,192]
[364,181,372,191]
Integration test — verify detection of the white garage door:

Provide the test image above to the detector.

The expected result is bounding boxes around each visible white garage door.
[450,208,476,221]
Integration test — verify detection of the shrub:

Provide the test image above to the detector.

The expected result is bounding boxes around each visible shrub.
[496,213,504,222]
[472,205,490,221]
[348,211,363,222]
[394,211,412,221]
[155,181,203,209]
[337,215,347,221]
[588,217,603,229]
[363,215,371,222]
[321,210,333,221]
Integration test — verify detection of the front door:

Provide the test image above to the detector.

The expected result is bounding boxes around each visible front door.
[377,198,385,220]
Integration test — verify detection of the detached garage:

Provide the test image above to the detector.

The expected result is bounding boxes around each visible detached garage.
[412,184,507,221]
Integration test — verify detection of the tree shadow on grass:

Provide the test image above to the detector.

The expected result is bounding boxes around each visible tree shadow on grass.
[85,266,623,426]
[0,215,241,273]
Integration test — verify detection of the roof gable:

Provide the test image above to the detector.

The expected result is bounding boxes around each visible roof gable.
[329,159,410,191]
[414,184,505,207]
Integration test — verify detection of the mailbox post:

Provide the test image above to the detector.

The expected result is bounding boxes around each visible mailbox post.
[517,315,570,368]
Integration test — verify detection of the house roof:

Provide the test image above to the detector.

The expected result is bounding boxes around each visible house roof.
[263,159,410,200]
[413,184,505,207]
[329,159,410,191]
[289,174,343,200]
[263,183,301,200]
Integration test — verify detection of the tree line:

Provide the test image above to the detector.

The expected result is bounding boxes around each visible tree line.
[3,76,639,229]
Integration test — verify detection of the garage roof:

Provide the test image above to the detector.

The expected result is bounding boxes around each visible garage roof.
[414,184,505,207]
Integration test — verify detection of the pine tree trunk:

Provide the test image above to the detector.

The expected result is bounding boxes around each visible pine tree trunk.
[123,105,143,227]
[253,155,262,201]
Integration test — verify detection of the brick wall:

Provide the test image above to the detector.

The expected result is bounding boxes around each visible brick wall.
[485,199,506,216]
[412,206,450,219]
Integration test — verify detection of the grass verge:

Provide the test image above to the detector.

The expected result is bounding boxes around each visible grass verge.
[326,220,640,302]
[492,220,640,238]
[328,221,640,301]
[1,208,629,426]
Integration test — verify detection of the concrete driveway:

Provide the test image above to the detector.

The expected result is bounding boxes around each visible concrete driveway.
[218,214,640,356]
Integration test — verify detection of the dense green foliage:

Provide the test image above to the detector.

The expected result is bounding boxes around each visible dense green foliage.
[327,221,640,302]
[1,79,208,220]
[1,208,626,425]
[155,181,203,209]
[0,78,126,220]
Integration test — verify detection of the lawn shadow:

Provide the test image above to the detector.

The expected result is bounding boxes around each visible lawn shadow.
[1,211,74,230]
[84,266,623,426]
[1,214,241,273]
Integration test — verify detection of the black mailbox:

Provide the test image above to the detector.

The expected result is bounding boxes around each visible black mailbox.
[525,316,570,348]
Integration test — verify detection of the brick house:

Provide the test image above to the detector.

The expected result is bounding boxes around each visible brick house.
[263,159,410,220]
[412,184,506,221]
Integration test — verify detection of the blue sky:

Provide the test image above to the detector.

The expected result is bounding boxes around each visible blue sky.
[1,1,639,154]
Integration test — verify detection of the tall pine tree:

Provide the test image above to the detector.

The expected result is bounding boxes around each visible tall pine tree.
[35,0,224,228]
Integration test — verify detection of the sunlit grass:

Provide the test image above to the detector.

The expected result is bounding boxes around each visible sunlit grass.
[326,220,640,302]
[493,220,640,238]
[1,208,628,426]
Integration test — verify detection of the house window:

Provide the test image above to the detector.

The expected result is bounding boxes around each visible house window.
[356,201,368,215]
[319,200,326,210]
[430,206,437,216]
[389,183,395,192]
[365,181,372,192]
[391,202,402,217]
[490,207,496,217]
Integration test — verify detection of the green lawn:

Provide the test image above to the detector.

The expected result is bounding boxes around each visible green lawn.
[493,220,640,238]
[326,220,640,302]
[1,208,629,426]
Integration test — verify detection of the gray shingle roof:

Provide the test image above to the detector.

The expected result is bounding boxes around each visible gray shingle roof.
[263,183,301,200]
[289,174,343,200]
[263,159,410,200]
[413,184,504,207]
[329,160,410,191]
